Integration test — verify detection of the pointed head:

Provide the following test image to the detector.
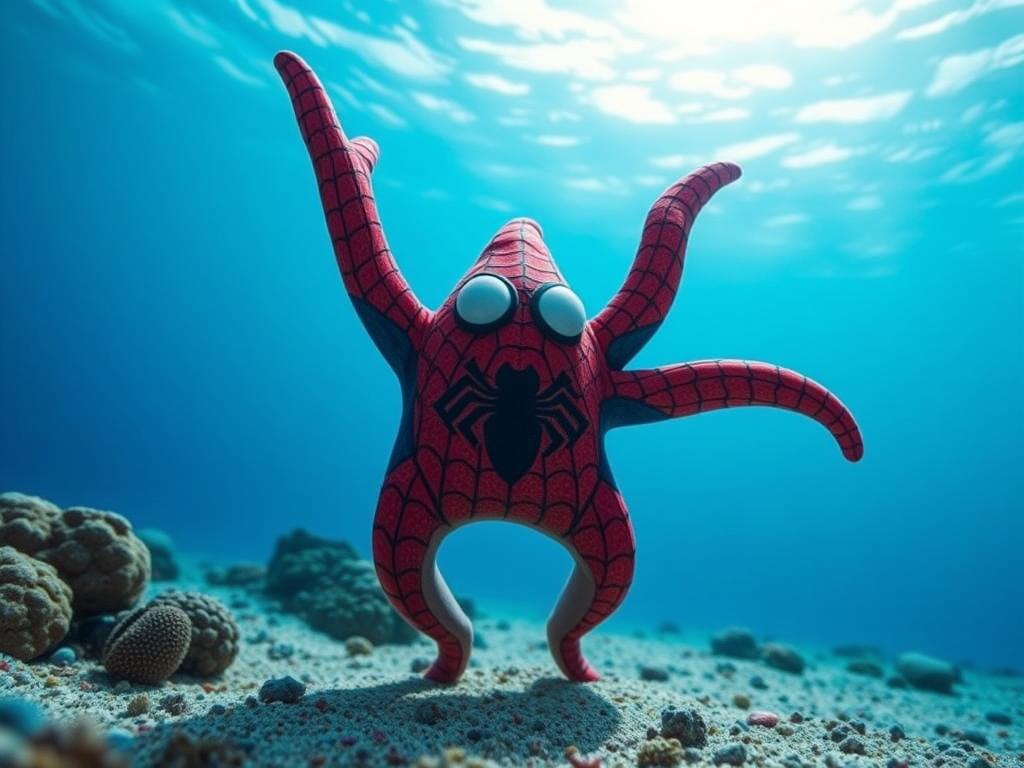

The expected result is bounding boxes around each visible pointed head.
[443,218,588,350]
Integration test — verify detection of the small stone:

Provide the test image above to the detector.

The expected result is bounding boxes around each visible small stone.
[847,659,883,677]
[896,652,958,694]
[684,747,702,764]
[850,720,867,735]
[258,675,305,704]
[711,628,759,660]
[661,708,708,747]
[961,730,987,746]
[747,711,779,728]
[641,665,670,681]
[732,693,751,709]
[0,696,46,737]
[887,758,909,768]
[985,711,1010,725]
[967,758,991,768]
[410,657,430,673]
[749,675,767,690]
[268,642,294,660]
[761,643,805,674]
[345,636,374,656]
[414,701,443,726]
[890,724,906,742]
[777,725,794,737]
[208,704,227,716]
[712,743,746,766]
[638,737,685,767]
[839,736,866,755]
[49,647,76,667]
[160,693,188,716]
[126,694,150,716]
[789,712,804,724]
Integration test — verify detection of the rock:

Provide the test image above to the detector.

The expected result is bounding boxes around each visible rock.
[712,743,747,766]
[984,711,1011,725]
[267,642,293,660]
[886,675,908,688]
[747,711,779,728]
[749,675,767,690]
[49,647,76,667]
[72,614,121,659]
[889,724,906,742]
[641,665,670,681]
[960,730,987,746]
[711,627,759,659]
[205,563,265,587]
[126,694,150,716]
[136,528,179,581]
[345,636,374,656]
[847,659,883,677]
[839,736,865,755]
[265,529,414,645]
[660,708,707,747]
[160,693,188,716]
[414,701,444,726]
[151,590,239,675]
[732,693,751,709]
[896,652,958,694]
[967,758,991,768]
[638,737,685,767]
[259,675,305,704]
[683,747,702,764]
[0,546,73,660]
[762,643,805,674]
[103,604,192,684]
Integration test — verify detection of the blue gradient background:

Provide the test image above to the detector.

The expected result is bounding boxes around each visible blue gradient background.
[2,1,1021,668]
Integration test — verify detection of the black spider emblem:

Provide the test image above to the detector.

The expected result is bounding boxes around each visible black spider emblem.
[434,361,589,484]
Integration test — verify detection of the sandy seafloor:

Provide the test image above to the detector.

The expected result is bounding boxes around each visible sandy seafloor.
[2,565,1021,768]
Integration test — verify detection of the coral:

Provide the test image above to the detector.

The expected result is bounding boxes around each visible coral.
[266,529,415,645]
[0,492,60,556]
[102,604,192,684]
[35,507,150,616]
[150,590,239,676]
[638,737,684,767]
[136,528,179,581]
[0,546,73,661]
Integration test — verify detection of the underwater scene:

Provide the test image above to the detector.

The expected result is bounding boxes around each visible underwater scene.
[1,0,1022,766]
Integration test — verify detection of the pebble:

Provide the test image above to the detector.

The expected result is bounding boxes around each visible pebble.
[684,747,703,764]
[713,742,747,766]
[887,758,910,768]
[761,643,806,674]
[967,758,991,768]
[208,704,227,716]
[126,694,150,716]
[839,736,866,755]
[749,675,767,690]
[414,701,444,726]
[961,730,987,746]
[890,724,906,742]
[345,636,374,656]
[789,712,805,724]
[897,652,958,694]
[747,711,779,728]
[259,675,305,704]
[732,693,751,709]
[985,711,1011,725]
[711,628,759,660]
[161,693,188,716]
[49,647,77,667]
[268,642,294,660]
[640,665,670,681]
[661,707,708,747]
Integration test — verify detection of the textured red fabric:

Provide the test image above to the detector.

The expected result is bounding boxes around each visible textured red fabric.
[276,52,863,684]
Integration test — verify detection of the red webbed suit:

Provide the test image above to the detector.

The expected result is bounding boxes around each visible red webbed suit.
[275,52,863,684]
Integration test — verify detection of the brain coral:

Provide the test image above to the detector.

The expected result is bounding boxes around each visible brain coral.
[36,507,150,616]
[102,604,192,684]
[0,546,73,660]
[266,529,415,645]
[0,492,60,556]
[150,590,239,676]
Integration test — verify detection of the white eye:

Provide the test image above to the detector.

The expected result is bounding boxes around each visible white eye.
[455,274,516,329]
[534,283,586,342]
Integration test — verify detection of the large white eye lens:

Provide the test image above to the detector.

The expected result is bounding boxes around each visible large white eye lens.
[456,274,515,328]
[536,284,586,341]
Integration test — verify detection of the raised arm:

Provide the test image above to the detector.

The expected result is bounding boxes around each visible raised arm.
[274,51,430,363]
[589,163,742,370]
[606,361,863,461]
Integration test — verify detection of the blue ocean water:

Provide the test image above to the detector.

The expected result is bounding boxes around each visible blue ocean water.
[1,0,1021,670]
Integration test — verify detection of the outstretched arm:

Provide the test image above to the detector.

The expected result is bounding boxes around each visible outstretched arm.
[607,361,863,461]
[274,51,430,362]
[589,163,742,370]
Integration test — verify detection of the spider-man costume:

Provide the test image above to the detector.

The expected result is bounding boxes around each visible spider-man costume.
[275,52,863,684]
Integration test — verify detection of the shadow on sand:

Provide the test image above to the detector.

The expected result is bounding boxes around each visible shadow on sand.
[135,673,621,765]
